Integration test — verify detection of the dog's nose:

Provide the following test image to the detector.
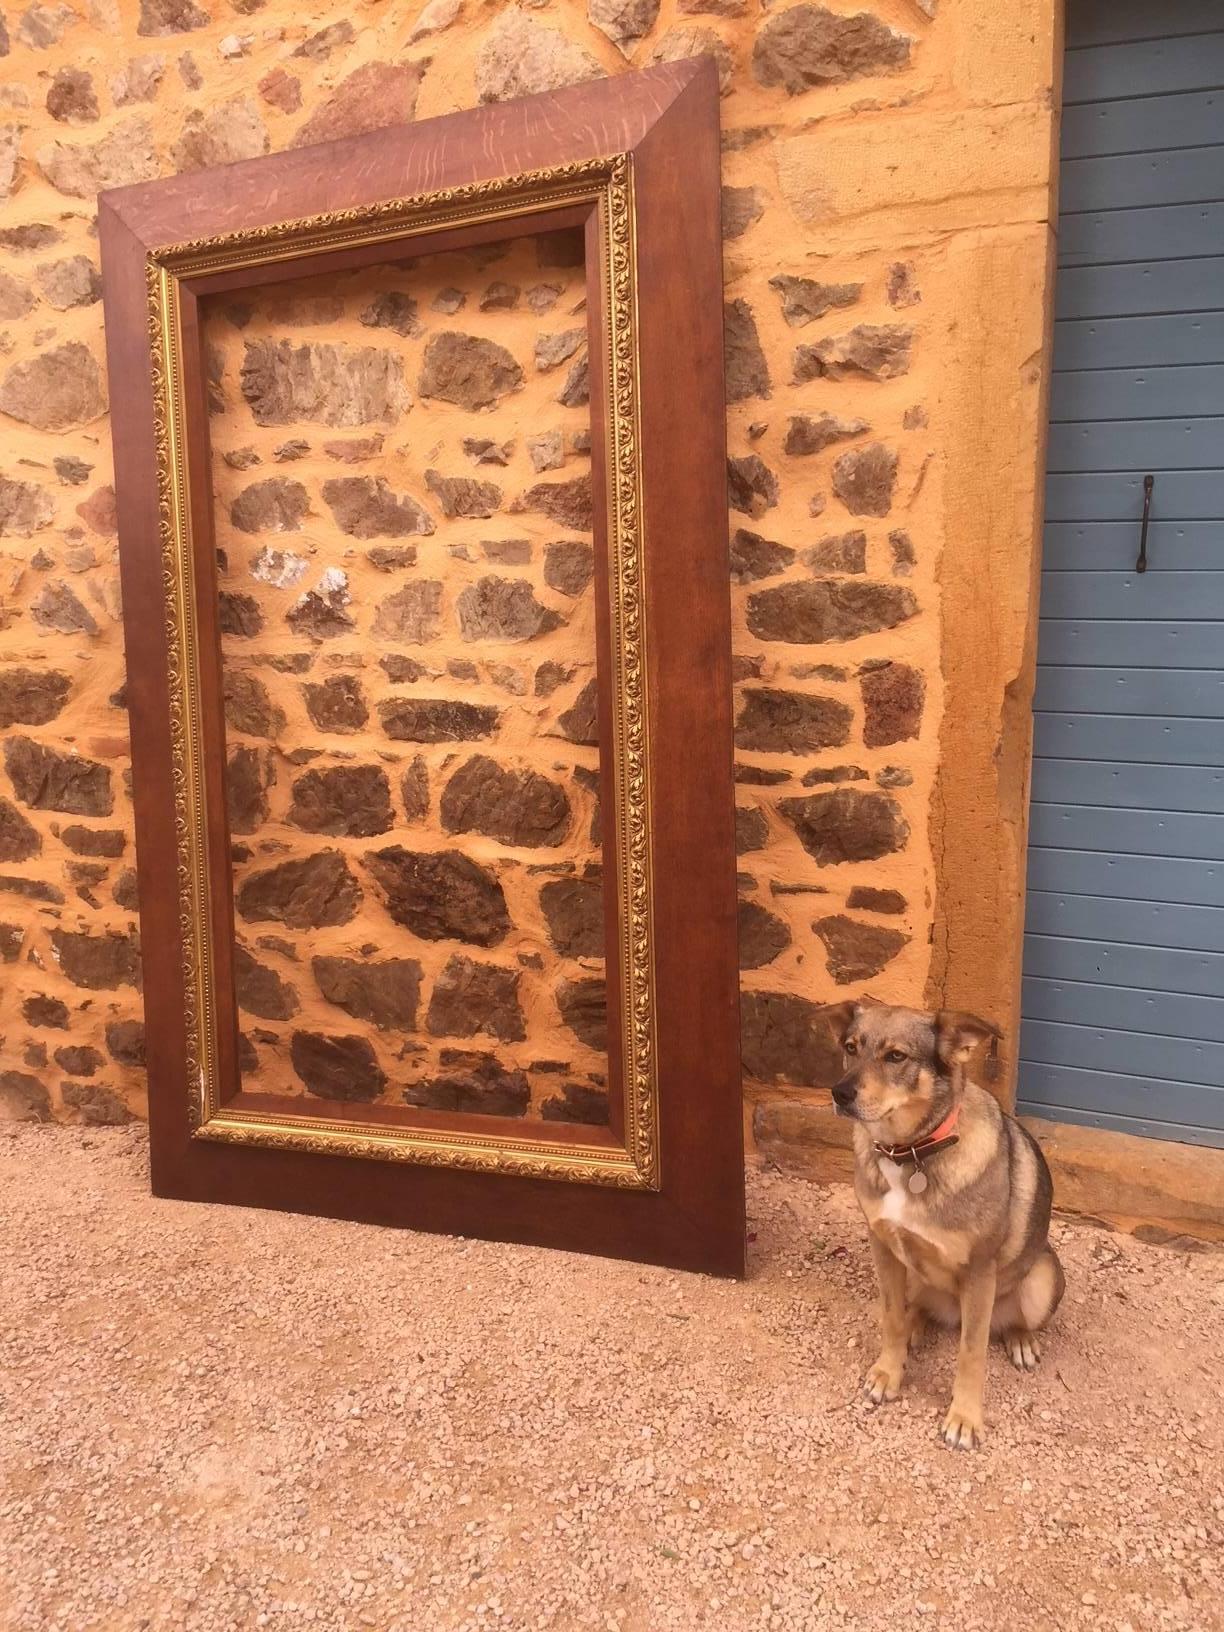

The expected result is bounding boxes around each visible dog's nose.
[831,1076,857,1108]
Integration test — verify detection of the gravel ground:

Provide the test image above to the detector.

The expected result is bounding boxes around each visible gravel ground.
[1,1127,1221,1632]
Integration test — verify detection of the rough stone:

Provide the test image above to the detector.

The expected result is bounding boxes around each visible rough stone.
[556,977,607,1052]
[408,0,461,45]
[235,849,362,929]
[286,569,356,641]
[258,65,300,113]
[543,540,594,599]
[76,486,117,537]
[727,455,779,517]
[721,184,764,240]
[312,955,422,1030]
[405,1049,530,1117]
[534,328,584,372]
[424,469,502,520]
[173,95,268,170]
[753,5,911,94]
[105,1019,146,1068]
[747,579,916,644]
[303,674,367,734]
[589,0,659,52]
[0,798,40,861]
[0,473,65,542]
[377,697,500,747]
[5,737,111,816]
[419,331,523,410]
[18,2,76,48]
[646,26,733,93]
[540,1081,610,1125]
[784,412,868,457]
[426,954,525,1043]
[887,260,922,308]
[401,757,429,823]
[359,291,420,338]
[846,884,907,914]
[554,678,598,747]
[60,1082,133,1125]
[832,443,897,518]
[540,874,604,959]
[740,988,842,1086]
[441,755,571,849]
[480,281,519,313]
[241,339,411,427]
[738,899,792,969]
[50,928,141,990]
[456,575,563,643]
[475,11,603,104]
[794,323,912,383]
[46,67,99,123]
[37,117,159,197]
[861,660,925,746]
[0,873,63,904]
[52,1044,103,1077]
[217,592,263,638]
[291,62,425,147]
[778,787,909,865]
[557,355,589,409]
[31,581,98,636]
[0,1070,51,1122]
[0,223,61,251]
[512,475,594,536]
[322,476,433,538]
[889,528,916,577]
[729,529,794,584]
[292,19,355,59]
[23,994,69,1028]
[230,476,310,535]
[111,54,166,105]
[735,805,768,854]
[0,921,23,961]
[0,273,34,320]
[138,0,209,35]
[0,667,70,727]
[233,943,299,1021]
[226,745,273,835]
[735,687,852,754]
[0,342,106,430]
[286,765,393,838]
[362,846,509,947]
[223,670,285,739]
[60,825,125,858]
[804,531,867,574]
[290,1031,386,1102]
[372,580,443,644]
[724,298,771,403]
[815,913,909,982]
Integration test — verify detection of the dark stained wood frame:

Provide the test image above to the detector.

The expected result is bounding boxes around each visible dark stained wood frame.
[98,60,745,1276]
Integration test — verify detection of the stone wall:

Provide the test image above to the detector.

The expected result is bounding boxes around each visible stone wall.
[0,0,1058,1131]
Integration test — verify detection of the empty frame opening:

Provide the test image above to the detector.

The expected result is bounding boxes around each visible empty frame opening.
[200,222,620,1142]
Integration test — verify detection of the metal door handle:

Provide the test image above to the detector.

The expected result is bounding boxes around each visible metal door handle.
[1135,473,1154,574]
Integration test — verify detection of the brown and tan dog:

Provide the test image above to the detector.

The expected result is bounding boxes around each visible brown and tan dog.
[824,1001,1065,1450]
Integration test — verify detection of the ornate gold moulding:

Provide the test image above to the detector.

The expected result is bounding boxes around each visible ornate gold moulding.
[145,153,660,1191]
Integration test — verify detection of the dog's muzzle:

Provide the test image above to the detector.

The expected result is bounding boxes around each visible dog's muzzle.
[831,1075,858,1117]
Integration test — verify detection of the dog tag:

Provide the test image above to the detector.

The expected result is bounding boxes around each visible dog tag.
[908,1168,928,1195]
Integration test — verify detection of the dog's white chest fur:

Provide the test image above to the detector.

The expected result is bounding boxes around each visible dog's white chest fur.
[875,1158,943,1253]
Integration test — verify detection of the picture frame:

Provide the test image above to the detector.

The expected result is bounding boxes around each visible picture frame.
[99,59,745,1274]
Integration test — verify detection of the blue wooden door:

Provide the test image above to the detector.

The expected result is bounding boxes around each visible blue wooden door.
[1019,0,1224,1147]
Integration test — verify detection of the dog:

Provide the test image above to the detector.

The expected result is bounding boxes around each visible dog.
[823,1000,1065,1450]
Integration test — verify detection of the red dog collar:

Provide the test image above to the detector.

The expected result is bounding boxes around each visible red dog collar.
[874,1102,961,1166]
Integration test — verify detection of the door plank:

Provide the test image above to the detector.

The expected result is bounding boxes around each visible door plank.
[1028,804,1224,862]
[1042,520,1221,569]
[1027,847,1224,907]
[1062,90,1224,159]
[1022,976,1224,1044]
[1024,890,1224,953]
[1047,417,1224,473]
[1059,201,1224,266]
[1063,32,1224,104]
[1051,366,1224,423]
[1033,712,1224,765]
[1023,933,1224,996]
[1037,568,1224,617]
[1066,1,1224,49]
[1061,145,1224,214]
[1034,620,1223,669]
[1016,1058,1224,1131]
[1053,312,1224,371]
[1021,1017,1224,1087]
[1030,758,1224,813]
[1033,663,1224,715]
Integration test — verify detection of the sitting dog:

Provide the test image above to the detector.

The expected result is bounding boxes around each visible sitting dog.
[823,1000,1064,1450]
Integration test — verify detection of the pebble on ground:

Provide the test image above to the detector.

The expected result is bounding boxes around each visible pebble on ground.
[0,1127,1220,1632]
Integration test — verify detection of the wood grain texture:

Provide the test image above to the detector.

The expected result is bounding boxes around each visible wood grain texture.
[99,61,745,1276]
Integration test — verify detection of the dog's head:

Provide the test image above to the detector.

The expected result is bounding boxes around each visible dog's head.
[820,1001,1000,1130]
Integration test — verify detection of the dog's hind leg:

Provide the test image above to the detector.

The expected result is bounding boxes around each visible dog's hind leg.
[996,1248,1065,1371]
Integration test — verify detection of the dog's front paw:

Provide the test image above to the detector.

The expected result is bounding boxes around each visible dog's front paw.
[940,1403,984,1451]
[1003,1328,1042,1371]
[863,1357,902,1405]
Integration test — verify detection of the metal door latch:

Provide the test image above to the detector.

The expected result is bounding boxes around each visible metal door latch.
[1135,473,1154,574]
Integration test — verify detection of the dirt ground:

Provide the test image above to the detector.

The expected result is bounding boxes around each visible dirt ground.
[0,1127,1220,1632]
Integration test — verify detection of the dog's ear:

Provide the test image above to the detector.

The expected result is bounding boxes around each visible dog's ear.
[819,1001,860,1046]
[936,1011,1002,1068]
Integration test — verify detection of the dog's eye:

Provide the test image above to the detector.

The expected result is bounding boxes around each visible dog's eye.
[844,1039,858,1055]
[884,1049,907,1064]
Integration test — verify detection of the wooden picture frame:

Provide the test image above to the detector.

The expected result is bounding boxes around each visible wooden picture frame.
[99,60,744,1275]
